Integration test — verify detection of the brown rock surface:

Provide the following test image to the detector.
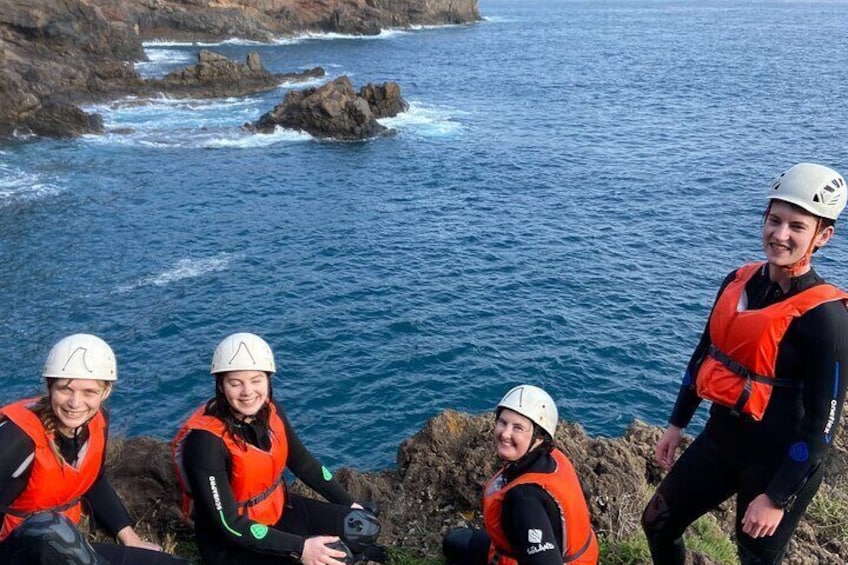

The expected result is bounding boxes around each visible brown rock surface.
[105,410,848,563]
[148,49,324,99]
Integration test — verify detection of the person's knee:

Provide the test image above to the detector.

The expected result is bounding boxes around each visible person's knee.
[443,527,488,565]
[641,490,673,539]
[6,512,107,565]
[341,508,386,563]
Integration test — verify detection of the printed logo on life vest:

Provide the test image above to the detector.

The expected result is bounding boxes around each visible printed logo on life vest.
[209,476,223,511]
[250,524,269,539]
[527,529,543,544]
[322,465,333,481]
[824,399,838,442]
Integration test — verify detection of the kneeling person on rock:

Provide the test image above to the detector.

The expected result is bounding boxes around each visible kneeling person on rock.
[0,334,187,565]
[443,385,599,565]
[173,332,386,565]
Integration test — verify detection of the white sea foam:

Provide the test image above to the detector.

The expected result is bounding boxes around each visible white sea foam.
[82,95,266,144]
[379,102,464,137]
[277,74,330,90]
[142,39,265,48]
[203,126,313,148]
[136,48,196,78]
[117,253,237,292]
[0,163,63,208]
[291,28,407,42]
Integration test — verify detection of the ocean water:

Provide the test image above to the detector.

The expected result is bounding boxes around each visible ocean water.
[2,0,848,471]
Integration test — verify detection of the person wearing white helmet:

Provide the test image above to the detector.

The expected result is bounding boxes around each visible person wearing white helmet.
[642,163,848,564]
[443,385,599,565]
[173,333,385,565]
[0,334,187,564]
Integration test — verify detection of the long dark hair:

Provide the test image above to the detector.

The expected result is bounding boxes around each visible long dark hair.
[204,372,273,447]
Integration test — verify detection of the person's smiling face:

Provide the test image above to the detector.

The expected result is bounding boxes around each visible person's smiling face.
[762,200,832,271]
[49,378,110,436]
[493,408,541,462]
[220,370,269,419]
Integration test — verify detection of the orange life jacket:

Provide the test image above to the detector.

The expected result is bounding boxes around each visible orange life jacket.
[482,449,599,565]
[0,397,106,542]
[173,402,289,525]
[696,262,848,420]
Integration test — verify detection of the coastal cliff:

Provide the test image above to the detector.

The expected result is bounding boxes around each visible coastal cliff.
[0,0,479,136]
[106,410,848,564]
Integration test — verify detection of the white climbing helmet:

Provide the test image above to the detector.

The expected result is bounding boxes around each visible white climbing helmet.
[768,162,847,221]
[211,332,276,375]
[497,384,559,439]
[42,334,117,381]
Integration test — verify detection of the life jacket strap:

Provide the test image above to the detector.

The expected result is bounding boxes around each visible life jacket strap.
[707,345,800,389]
[0,497,81,519]
[237,472,285,509]
[563,530,595,563]
[708,344,801,417]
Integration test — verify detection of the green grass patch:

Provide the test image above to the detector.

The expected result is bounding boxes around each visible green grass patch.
[685,514,738,565]
[599,532,651,564]
[806,485,848,543]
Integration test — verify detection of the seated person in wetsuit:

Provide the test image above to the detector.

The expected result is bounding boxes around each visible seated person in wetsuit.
[173,332,385,565]
[0,333,187,565]
[443,384,599,565]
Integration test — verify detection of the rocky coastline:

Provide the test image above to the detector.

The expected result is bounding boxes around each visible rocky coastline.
[0,0,479,137]
[107,410,848,564]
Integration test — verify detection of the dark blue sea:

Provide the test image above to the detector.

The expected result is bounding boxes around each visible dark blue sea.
[2,0,848,471]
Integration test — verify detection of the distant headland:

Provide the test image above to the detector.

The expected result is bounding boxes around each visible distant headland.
[0,0,480,137]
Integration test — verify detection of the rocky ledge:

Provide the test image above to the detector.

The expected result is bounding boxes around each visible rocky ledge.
[0,0,479,137]
[253,76,408,139]
[107,410,848,563]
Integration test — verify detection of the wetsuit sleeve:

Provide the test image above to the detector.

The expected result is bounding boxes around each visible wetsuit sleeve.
[275,402,354,506]
[500,485,564,565]
[765,301,848,507]
[0,419,36,513]
[668,271,737,429]
[181,429,306,557]
[85,411,133,537]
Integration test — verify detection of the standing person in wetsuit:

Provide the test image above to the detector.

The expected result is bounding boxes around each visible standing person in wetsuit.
[173,332,386,565]
[641,163,848,564]
[442,384,599,565]
[0,333,187,565]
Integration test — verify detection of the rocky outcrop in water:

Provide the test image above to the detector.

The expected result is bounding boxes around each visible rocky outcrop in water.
[253,76,408,139]
[107,410,848,563]
[0,0,478,137]
[151,49,324,99]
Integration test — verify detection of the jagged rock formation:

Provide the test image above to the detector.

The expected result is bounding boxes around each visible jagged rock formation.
[253,76,408,139]
[151,49,324,99]
[106,410,848,563]
[0,0,478,137]
[0,0,142,136]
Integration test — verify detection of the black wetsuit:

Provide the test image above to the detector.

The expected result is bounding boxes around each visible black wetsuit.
[180,399,354,565]
[0,410,185,565]
[642,265,848,564]
[443,447,567,565]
